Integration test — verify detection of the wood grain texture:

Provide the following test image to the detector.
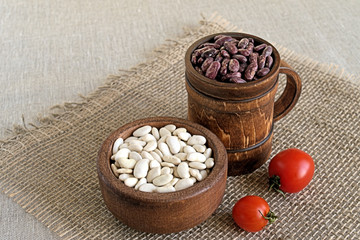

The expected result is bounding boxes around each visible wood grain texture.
[185,32,301,175]
[97,117,228,234]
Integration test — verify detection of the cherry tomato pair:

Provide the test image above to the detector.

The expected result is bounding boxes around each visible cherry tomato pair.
[232,148,315,232]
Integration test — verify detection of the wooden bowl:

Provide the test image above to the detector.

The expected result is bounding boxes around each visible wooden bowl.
[97,117,228,234]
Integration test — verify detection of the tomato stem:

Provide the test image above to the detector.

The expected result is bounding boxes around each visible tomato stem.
[269,175,285,196]
[258,210,277,224]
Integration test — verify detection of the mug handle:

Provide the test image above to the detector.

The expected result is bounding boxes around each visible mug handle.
[273,60,302,122]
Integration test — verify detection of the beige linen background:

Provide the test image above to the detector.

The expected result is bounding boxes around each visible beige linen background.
[1,0,359,239]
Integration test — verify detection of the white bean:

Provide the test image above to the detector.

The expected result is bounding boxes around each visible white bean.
[116,168,132,174]
[183,146,196,154]
[159,127,171,137]
[129,151,142,161]
[161,167,171,175]
[139,183,157,192]
[141,151,155,161]
[205,158,215,168]
[174,152,187,161]
[118,158,136,169]
[177,162,190,179]
[129,140,146,147]
[147,167,161,182]
[124,177,138,187]
[124,136,138,143]
[119,173,131,181]
[189,162,207,170]
[193,144,206,153]
[135,178,147,190]
[200,170,208,180]
[140,133,156,142]
[173,127,187,136]
[203,148,213,159]
[187,152,206,162]
[112,138,123,154]
[161,162,175,168]
[127,143,143,152]
[174,178,194,191]
[187,135,206,145]
[143,140,157,152]
[164,124,176,132]
[150,151,162,162]
[178,132,191,141]
[155,186,176,193]
[158,142,171,156]
[151,127,160,140]
[133,159,149,178]
[169,177,179,186]
[157,135,168,144]
[189,168,200,178]
[111,164,119,177]
[114,148,130,161]
[166,136,181,154]
[119,143,129,149]
[154,149,164,158]
[153,174,173,186]
[133,125,152,137]
[163,155,181,165]
[149,160,161,169]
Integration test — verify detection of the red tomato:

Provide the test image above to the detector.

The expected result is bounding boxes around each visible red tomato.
[232,195,277,232]
[269,148,315,193]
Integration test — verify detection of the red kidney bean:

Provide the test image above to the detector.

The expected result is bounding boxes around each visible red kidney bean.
[201,48,217,58]
[232,54,247,63]
[205,61,221,79]
[229,77,247,83]
[237,49,250,56]
[220,58,230,76]
[214,34,229,41]
[244,62,258,80]
[258,55,266,69]
[257,67,270,77]
[239,62,248,73]
[215,53,223,62]
[229,59,240,73]
[199,43,221,49]
[238,38,249,49]
[249,52,259,65]
[246,42,254,53]
[225,72,241,79]
[262,46,273,57]
[265,56,273,68]
[214,36,233,46]
[201,57,214,72]
[253,43,267,52]
[221,49,230,58]
[191,53,198,64]
[197,57,204,65]
[224,41,238,55]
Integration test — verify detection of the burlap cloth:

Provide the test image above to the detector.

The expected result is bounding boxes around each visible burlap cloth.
[1,14,359,239]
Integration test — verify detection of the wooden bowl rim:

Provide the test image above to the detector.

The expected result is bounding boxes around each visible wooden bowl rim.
[97,116,228,204]
[185,32,281,89]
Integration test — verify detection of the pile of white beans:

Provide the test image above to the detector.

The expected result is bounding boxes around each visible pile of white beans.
[110,124,214,193]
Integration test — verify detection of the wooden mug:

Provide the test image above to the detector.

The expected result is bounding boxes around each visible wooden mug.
[185,32,302,175]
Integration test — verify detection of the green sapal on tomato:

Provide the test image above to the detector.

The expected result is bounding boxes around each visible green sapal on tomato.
[269,148,315,194]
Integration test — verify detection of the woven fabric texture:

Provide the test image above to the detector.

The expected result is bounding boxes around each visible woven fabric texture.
[0,15,359,239]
